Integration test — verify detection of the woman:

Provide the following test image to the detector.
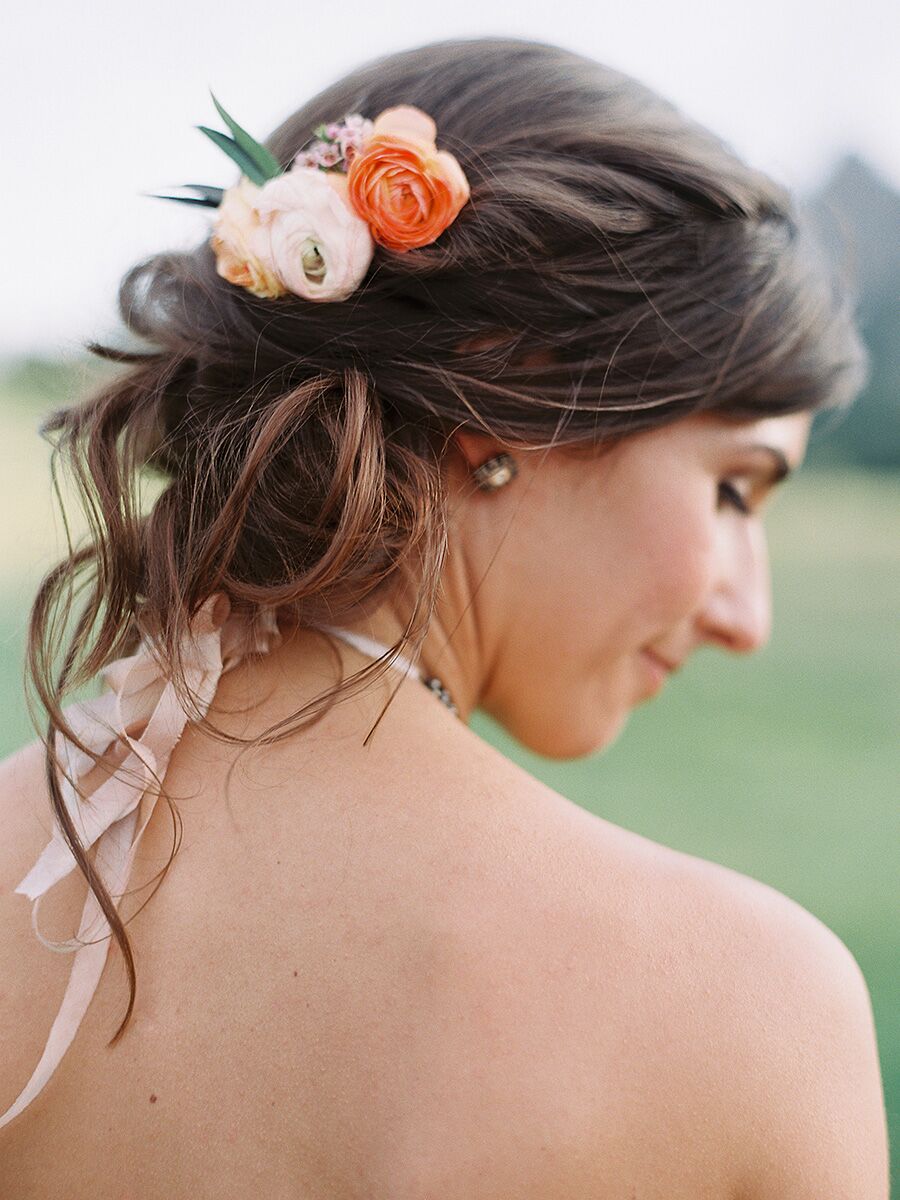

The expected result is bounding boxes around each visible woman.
[0,36,888,1197]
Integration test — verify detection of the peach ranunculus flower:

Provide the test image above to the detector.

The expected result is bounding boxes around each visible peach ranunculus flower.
[251,166,375,302]
[209,176,286,299]
[345,105,470,252]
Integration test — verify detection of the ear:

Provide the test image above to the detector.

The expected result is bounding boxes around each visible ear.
[452,429,510,471]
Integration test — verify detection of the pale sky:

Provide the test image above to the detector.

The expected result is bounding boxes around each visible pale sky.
[3,0,898,355]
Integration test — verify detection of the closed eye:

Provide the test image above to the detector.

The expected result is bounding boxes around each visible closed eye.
[717,480,752,515]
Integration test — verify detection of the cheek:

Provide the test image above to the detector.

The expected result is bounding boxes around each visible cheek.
[632,493,716,621]
[516,481,716,643]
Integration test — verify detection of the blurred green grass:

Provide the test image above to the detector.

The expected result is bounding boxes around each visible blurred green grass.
[1,379,897,1179]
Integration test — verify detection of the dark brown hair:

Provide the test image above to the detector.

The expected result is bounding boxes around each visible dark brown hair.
[27,36,867,1043]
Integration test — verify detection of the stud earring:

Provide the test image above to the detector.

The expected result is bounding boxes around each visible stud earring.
[471,452,518,491]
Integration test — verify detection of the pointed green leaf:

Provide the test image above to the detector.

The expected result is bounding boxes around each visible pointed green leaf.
[196,125,268,186]
[180,183,226,204]
[209,91,283,181]
[144,190,223,209]
[143,184,224,208]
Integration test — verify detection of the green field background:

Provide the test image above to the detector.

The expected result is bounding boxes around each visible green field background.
[1,383,897,1182]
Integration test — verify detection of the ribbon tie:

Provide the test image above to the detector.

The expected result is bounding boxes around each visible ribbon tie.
[0,592,281,1129]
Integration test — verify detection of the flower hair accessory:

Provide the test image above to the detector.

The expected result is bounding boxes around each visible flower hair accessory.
[149,92,471,302]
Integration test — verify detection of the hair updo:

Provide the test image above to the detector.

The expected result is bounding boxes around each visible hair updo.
[28,36,866,1042]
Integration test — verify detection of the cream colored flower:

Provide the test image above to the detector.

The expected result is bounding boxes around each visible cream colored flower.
[210,176,286,299]
[251,166,375,302]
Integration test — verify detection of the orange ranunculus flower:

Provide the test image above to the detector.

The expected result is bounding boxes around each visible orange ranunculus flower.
[345,105,470,252]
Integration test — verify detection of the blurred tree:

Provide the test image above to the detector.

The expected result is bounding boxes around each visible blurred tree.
[805,154,900,470]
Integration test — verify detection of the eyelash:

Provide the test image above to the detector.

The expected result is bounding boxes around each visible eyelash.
[717,480,752,516]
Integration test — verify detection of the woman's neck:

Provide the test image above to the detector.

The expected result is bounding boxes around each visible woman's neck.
[277,591,480,723]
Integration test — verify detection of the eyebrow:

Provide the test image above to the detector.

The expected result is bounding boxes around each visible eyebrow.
[746,444,793,484]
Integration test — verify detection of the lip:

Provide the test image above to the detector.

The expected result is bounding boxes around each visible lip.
[640,649,674,694]
[644,649,680,673]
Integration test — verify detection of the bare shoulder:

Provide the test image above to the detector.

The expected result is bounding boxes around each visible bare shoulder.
[0,736,84,1098]
[0,736,56,885]
[0,733,84,962]
[429,730,888,1195]
[591,820,890,1198]
[475,732,889,1198]
[694,856,889,1198]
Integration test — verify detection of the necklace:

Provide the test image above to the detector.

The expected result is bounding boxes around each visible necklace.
[317,626,459,717]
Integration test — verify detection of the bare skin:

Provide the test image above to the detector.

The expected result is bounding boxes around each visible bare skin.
[0,412,888,1197]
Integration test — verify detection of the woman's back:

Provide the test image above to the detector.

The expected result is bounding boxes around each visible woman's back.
[0,629,879,1198]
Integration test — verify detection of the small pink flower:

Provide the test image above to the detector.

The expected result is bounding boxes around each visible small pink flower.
[338,128,366,160]
[293,142,324,170]
[318,143,342,167]
[292,116,375,175]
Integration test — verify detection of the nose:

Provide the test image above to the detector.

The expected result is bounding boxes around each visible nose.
[696,519,772,654]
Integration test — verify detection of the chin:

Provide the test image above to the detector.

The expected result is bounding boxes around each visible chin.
[498,701,631,762]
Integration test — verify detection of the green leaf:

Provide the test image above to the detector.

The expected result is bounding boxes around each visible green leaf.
[196,126,268,186]
[144,185,224,209]
[209,91,283,181]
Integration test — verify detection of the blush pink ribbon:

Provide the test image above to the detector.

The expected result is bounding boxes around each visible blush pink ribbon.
[0,592,281,1129]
